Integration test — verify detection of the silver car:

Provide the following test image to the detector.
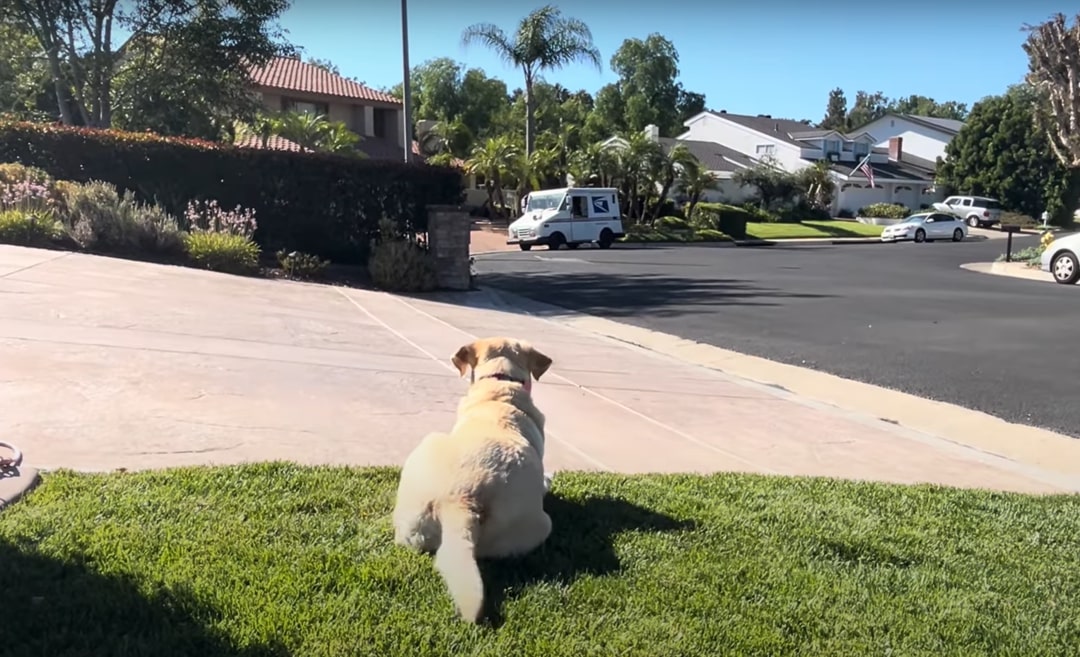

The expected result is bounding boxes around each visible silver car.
[881,212,968,243]
[1040,231,1080,285]
[933,195,1003,228]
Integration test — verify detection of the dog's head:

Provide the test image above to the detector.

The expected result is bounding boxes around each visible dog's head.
[451,337,552,389]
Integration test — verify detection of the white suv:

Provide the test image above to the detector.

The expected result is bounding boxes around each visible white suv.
[933,195,1003,228]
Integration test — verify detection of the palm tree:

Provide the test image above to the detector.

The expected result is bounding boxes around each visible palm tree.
[678,163,721,222]
[569,142,620,188]
[465,136,518,219]
[616,131,664,222]
[462,5,601,157]
[651,143,699,221]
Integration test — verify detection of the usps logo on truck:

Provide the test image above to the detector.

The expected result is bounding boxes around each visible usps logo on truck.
[591,197,609,215]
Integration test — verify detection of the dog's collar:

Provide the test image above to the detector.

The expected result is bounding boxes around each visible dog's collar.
[478,372,527,385]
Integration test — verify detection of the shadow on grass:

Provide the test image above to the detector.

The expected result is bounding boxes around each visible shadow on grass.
[478,494,696,627]
[0,541,286,657]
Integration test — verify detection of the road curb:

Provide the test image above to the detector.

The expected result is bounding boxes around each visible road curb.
[478,286,1080,492]
[960,261,1058,285]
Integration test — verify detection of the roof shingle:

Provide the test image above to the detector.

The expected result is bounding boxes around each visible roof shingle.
[658,137,753,172]
[248,56,401,105]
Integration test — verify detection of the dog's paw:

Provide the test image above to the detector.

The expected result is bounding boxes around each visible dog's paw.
[543,471,554,493]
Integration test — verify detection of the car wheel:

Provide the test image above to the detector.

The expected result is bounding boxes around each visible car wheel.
[914,228,926,243]
[548,232,565,250]
[518,244,532,251]
[1051,250,1080,285]
[598,229,615,249]
[967,216,979,228]
[566,242,580,250]
[952,228,964,242]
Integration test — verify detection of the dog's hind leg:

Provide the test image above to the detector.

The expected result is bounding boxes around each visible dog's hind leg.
[476,511,552,559]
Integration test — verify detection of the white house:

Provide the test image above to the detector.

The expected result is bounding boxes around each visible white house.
[598,125,758,204]
[676,110,940,214]
[857,113,963,166]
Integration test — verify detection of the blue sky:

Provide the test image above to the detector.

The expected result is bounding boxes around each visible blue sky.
[283,1,1065,122]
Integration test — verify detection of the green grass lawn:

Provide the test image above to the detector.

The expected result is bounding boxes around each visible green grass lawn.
[2,464,1078,657]
[746,220,884,240]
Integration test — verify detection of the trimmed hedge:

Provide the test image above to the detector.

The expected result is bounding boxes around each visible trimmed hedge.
[0,120,464,264]
[691,202,750,239]
[858,202,909,219]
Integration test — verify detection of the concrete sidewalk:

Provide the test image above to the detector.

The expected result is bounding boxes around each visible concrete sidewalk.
[2,245,1078,495]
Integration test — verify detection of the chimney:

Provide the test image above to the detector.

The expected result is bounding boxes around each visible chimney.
[644,124,659,142]
[888,137,903,162]
[719,109,727,114]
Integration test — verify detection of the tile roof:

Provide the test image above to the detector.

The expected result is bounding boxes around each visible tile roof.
[658,137,752,172]
[706,111,816,146]
[234,134,309,152]
[248,56,401,105]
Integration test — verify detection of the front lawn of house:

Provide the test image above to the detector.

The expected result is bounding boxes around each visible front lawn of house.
[2,464,1077,657]
[746,220,884,240]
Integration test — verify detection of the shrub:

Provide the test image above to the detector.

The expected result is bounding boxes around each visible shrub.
[858,202,909,219]
[0,120,463,264]
[655,215,692,231]
[0,162,51,186]
[0,209,63,245]
[184,199,257,238]
[183,232,260,274]
[691,203,751,239]
[836,208,855,219]
[276,249,329,280]
[61,181,184,255]
[368,219,438,292]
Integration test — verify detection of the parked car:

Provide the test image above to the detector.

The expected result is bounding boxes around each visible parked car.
[881,212,967,243]
[932,196,1003,228]
[1040,231,1080,285]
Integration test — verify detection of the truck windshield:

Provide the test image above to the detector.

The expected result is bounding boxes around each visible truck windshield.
[526,191,566,212]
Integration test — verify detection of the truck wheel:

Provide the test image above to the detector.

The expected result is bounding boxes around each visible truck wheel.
[548,232,565,250]
[598,229,615,249]
[519,244,532,251]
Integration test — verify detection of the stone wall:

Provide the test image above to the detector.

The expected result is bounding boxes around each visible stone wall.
[427,205,471,291]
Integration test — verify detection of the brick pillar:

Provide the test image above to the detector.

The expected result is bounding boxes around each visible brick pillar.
[427,205,471,291]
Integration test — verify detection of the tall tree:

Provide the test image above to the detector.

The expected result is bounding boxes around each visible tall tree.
[462,4,601,156]
[0,15,51,120]
[844,91,889,130]
[1023,12,1080,222]
[887,94,968,120]
[390,58,510,158]
[936,85,1070,223]
[595,34,706,137]
[12,0,292,130]
[818,87,847,130]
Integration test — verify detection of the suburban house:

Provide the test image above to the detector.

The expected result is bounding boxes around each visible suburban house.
[599,110,956,215]
[676,110,940,214]
[599,126,757,203]
[241,55,409,160]
[857,113,963,166]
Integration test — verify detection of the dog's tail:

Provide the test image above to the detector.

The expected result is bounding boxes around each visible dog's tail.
[435,497,484,623]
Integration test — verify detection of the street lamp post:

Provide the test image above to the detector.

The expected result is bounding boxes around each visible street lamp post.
[400,0,413,164]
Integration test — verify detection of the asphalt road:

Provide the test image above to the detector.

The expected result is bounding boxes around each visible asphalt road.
[474,234,1080,439]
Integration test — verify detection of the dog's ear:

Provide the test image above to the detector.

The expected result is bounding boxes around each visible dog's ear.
[451,342,477,378]
[528,346,553,381]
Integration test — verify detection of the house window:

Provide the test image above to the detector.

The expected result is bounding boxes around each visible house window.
[282,97,329,117]
[755,144,775,156]
[824,139,841,153]
[854,142,869,158]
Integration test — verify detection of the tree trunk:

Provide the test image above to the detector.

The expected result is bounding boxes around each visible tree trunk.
[654,175,674,220]
[44,47,74,125]
[687,193,701,223]
[523,69,535,157]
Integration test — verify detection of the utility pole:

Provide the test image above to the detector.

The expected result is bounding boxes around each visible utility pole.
[400,0,413,163]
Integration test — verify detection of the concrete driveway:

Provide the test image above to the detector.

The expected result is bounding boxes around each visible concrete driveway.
[3,245,1079,495]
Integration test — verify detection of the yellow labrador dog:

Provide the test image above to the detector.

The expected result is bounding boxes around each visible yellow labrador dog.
[392,337,554,623]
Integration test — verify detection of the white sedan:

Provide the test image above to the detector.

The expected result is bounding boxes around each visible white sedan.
[1041,231,1080,285]
[881,212,968,243]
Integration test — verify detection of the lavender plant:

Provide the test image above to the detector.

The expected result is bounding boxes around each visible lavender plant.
[184,200,258,239]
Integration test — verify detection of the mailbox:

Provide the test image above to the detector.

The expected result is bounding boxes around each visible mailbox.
[1001,224,1023,234]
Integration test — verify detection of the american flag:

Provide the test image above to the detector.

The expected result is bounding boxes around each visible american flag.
[851,154,875,188]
